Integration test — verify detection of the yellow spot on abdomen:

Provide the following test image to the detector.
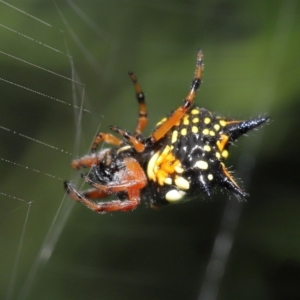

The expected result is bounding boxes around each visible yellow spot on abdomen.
[171,130,178,144]
[204,117,211,124]
[221,150,229,159]
[174,165,184,173]
[203,145,211,152]
[214,124,220,131]
[219,120,226,126]
[183,116,189,125]
[181,128,187,136]
[164,177,172,185]
[174,176,190,190]
[192,126,198,133]
[165,189,186,202]
[194,160,208,170]
[202,129,209,135]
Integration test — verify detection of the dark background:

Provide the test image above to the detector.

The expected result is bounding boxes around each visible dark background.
[0,0,300,299]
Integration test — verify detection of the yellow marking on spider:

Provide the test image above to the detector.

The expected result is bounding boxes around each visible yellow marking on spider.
[194,160,208,170]
[202,128,209,135]
[209,130,215,136]
[174,176,190,190]
[174,165,184,174]
[192,117,199,123]
[183,116,189,125]
[204,117,211,124]
[221,150,229,159]
[219,120,226,126]
[157,169,169,186]
[147,146,183,186]
[116,145,132,154]
[156,117,167,127]
[147,151,160,181]
[191,109,199,114]
[165,189,186,202]
[207,174,213,181]
[203,145,211,152]
[171,130,178,144]
[217,134,229,151]
[181,128,187,136]
[156,145,171,165]
[214,124,220,131]
[164,177,173,185]
[216,152,221,159]
[192,126,198,133]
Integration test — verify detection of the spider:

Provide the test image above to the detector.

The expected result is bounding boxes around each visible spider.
[64,50,269,213]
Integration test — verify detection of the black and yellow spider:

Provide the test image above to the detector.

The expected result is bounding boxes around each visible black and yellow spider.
[64,50,268,213]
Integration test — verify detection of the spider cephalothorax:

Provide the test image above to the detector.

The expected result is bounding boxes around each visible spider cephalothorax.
[64,50,269,213]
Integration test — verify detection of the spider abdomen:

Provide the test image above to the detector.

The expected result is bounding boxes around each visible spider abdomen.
[146,105,268,206]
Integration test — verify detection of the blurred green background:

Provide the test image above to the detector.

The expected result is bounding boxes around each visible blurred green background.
[0,0,300,299]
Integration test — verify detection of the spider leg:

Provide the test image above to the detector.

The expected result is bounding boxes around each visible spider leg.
[91,132,123,152]
[109,125,145,152]
[71,149,109,170]
[64,182,109,201]
[128,71,148,135]
[150,49,204,143]
[65,181,141,212]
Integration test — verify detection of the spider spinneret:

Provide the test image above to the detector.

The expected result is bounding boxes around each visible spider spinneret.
[64,50,269,213]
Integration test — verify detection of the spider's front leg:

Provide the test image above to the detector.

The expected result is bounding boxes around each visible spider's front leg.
[91,132,124,152]
[64,182,110,202]
[71,149,110,170]
[72,130,124,169]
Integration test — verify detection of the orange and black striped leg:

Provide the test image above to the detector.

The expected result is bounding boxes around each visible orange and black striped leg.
[91,132,123,152]
[150,49,204,143]
[128,71,148,135]
[109,125,146,153]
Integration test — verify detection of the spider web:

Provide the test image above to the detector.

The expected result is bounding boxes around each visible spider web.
[0,1,299,300]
